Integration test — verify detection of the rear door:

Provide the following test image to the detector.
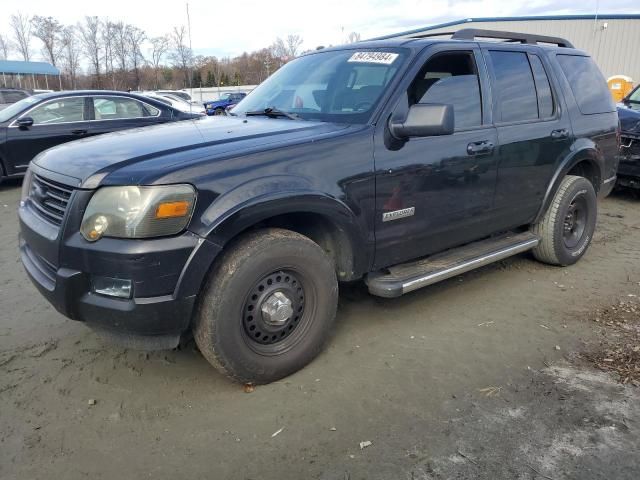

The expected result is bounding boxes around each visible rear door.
[482,46,573,229]
[5,96,92,173]
[85,95,169,136]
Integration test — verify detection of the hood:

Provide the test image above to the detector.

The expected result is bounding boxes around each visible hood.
[32,116,350,186]
[618,106,640,135]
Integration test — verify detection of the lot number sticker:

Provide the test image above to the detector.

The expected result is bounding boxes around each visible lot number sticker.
[348,52,399,65]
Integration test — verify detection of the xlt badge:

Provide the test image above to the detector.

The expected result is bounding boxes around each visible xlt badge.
[382,207,415,222]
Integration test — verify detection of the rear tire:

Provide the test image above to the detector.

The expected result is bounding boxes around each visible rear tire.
[194,228,338,384]
[532,175,597,266]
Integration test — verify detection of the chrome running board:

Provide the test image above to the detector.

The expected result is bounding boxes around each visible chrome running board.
[366,232,540,298]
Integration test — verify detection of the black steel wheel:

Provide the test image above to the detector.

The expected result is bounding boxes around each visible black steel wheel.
[241,269,308,353]
[194,228,338,384]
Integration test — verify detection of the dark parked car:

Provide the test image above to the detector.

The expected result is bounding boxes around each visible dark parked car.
[0,88,31,111]
[0,90,202,182]
[204,92,247,115]
[19,30,618,384]
[620,82,640,112]
[617,105,640,188]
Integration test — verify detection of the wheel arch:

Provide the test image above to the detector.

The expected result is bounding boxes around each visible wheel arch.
[198,183,371,282]
[533,140,604,224]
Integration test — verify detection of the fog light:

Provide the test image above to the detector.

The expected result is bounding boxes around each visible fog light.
[92,276,132,299]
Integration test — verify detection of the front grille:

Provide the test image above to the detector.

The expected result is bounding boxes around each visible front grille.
[621,136,640,159]
[29,174,74,226]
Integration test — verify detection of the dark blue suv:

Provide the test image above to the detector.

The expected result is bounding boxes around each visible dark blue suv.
[204,92,247,115]
[19,29,619,384]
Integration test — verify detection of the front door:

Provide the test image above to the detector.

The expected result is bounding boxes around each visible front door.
[6,96,91,174]
[373,45,499,268]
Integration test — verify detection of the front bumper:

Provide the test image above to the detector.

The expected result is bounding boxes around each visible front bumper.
[18,177,222,349]
[618,134,640,188]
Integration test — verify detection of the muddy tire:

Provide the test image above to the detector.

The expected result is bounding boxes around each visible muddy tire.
[213,107,225,116]
[193,228,338,384]
[532,175,597,266]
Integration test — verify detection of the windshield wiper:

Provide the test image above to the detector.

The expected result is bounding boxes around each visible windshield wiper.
[245,107,300,120]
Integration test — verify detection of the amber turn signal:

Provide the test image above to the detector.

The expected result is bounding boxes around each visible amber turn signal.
[155,201,190,219]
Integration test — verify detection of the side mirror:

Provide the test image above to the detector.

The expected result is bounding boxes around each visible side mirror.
[389,104,454,139]
[16,117,34,128]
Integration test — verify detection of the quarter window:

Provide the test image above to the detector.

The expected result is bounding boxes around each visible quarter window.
[93,97,159,120]
[28,97,86,125]
[489,51,538,123]
[557,54,614,114]
[408,52,483,130]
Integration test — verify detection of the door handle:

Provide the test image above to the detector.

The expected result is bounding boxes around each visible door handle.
[467,141,494,155]
[550,129,569,140]
[71,129,88,135]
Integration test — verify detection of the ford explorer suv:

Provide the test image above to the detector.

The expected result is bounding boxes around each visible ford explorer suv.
[18,29,619,384]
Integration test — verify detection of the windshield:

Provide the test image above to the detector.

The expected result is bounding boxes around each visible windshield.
[232,48,406,123]
[0,95,41,123]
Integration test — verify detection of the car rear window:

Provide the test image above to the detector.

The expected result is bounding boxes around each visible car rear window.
[557,55,614,115]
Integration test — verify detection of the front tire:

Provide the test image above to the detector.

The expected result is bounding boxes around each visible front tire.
[532,175,597,266]
[213,107,225,116]
[194,228,338,384]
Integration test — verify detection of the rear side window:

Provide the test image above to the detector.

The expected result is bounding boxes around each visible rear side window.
[489,51,538,123]
[557,55,614,114]
[529,55,554,118]
[3,91,28,103]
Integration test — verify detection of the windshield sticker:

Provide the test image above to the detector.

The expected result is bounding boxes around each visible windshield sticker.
[348,52,399,65]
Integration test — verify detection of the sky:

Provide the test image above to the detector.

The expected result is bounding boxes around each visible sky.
[1,0,638,60]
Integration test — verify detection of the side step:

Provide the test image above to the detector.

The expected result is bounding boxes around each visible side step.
[366,232,540,298]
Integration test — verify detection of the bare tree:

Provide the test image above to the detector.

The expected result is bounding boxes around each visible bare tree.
[102,20,117,88]
[10,13,32,61]
[0,34,10,60]
[346,32,361,43]
[286,34,303,57]
[31,16,64,67]
[169,26,192,88]
[61,26,81,89]
[112,21,129,73]
[127,26,146,89]
[149,35,169,89]
[78,16,102,87]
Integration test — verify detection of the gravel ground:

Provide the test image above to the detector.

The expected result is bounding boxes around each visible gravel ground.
[1,178,639,480]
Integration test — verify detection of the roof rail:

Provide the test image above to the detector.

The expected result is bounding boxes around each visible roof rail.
[451,28,574,48]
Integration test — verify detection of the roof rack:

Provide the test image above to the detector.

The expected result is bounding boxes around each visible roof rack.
[450,28,574,48]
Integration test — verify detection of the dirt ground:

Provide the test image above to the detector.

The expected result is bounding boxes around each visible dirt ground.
[1,178,639,480]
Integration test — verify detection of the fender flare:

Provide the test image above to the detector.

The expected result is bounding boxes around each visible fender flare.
[533,139,604,223]
[176,176,370,299]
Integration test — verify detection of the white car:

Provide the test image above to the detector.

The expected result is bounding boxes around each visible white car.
[142,92,205,115]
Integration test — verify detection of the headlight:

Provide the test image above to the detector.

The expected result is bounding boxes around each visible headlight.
[80,185,196,242]
[20,168,33,205]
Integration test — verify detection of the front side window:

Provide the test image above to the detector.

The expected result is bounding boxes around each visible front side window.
[28,97,85,125]
[489,50,538,123]
[233,48,406,124]
[557,55,615,115]
[93,97,159,120]
[408,51,483,130]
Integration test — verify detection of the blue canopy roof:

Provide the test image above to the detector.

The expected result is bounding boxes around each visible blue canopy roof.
[0,60,60,75]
